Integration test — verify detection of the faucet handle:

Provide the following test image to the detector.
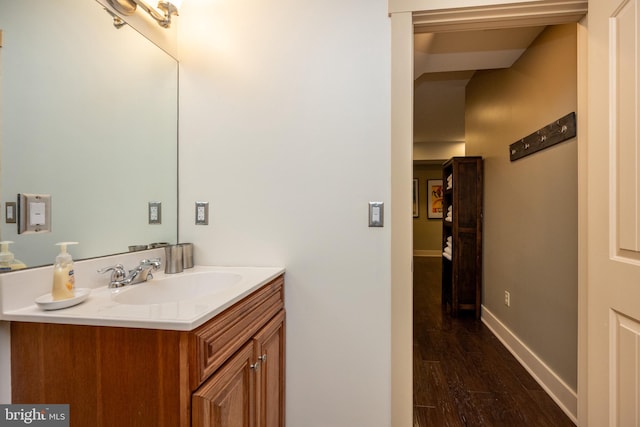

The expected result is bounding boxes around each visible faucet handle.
[139,258,161,270]
[98,264,127,282]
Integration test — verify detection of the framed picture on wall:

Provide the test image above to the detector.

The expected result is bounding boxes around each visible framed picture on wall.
[427,179,443,219]
[413,179,419,218]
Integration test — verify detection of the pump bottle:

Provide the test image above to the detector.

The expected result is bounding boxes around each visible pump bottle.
[52,242,78,301]
[0,241,26,272]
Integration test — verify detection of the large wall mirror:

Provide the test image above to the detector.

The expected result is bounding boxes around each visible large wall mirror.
[0,0,178,268]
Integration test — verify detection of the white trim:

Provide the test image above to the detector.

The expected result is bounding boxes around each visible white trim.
[576,16,588,425]
[411,0,587,33]
[413,249,442,257]
[481,305,578,424]
[389,0,536,14]
[390,11,415,427]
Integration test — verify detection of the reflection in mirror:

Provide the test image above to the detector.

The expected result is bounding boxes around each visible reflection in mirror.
[0,0,178,269]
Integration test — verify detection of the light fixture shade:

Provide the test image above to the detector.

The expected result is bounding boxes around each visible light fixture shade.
[108,0,137,16]
[168,0,182,10]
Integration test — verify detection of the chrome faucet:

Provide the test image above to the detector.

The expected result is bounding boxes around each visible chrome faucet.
[98,258,161,288]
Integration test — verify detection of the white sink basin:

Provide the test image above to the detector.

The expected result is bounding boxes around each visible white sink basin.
[112,271,242,305]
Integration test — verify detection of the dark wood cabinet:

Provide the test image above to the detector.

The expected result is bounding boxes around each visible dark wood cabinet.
[442,157,483,318]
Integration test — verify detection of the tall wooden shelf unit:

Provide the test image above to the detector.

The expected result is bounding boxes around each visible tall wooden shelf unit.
[442,156,483,318]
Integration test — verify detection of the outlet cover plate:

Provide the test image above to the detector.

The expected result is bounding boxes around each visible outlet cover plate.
[148,202,162,224]
[196,202,209,225]
[369,202,384,227]
[5,202,16,224]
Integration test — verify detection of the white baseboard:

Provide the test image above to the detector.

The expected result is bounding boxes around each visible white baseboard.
[481,306,577,425]
[413,250,441,257]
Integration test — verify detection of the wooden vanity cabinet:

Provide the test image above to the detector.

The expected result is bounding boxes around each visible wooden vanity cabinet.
[11,275,285,427]
[254,311,286,427]
[192,310,285,427]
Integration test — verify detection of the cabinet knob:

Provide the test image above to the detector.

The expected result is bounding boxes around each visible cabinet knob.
[250,354,268,369]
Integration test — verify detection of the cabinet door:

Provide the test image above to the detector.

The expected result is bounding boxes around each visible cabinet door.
[253,311,286,427]
[192,342,256,427]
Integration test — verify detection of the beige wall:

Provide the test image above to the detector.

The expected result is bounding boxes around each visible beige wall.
[466,24,578,389]
[413,163,444,253]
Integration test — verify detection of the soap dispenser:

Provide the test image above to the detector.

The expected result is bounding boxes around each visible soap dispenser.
[0,241,26,272]
[52,242,78,301]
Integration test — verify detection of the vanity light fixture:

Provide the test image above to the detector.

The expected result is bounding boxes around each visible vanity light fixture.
[104,8,127,29]
[107,0,182,28]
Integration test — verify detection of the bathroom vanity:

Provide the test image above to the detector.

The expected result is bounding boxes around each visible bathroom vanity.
[2,260,285,427]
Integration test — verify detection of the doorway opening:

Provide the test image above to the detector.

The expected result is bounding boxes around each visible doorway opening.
[390,5,589,425]
[413,15,578,422]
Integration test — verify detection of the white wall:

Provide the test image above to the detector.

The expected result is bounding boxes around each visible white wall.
[177,1,392,426]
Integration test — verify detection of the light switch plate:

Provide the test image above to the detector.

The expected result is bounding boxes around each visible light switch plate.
[5,202,16,223]
[369,202,384,227]
[17,193,51,234]
[195,202,209,225]
[148,201,162,224]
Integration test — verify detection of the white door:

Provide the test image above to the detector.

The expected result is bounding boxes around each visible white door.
[588,0,640,425]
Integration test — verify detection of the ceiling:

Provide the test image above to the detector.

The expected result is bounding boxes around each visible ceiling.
[413,26,545,146]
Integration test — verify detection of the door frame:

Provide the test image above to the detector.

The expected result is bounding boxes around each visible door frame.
[389,1,588,426]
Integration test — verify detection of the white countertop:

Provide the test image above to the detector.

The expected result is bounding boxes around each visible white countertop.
[0,250,284,331]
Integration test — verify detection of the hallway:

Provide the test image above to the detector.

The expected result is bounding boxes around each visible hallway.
[413,256,575,426]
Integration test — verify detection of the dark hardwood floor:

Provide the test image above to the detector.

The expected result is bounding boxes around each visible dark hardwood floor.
[413,256,575,427]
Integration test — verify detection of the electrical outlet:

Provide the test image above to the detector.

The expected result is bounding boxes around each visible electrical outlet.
[148,202,161,224]
[195,201,209,225]
[504,290,511,307]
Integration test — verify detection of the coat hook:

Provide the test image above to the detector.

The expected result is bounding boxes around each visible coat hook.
[556,120,568,134]
[509,112,575,161]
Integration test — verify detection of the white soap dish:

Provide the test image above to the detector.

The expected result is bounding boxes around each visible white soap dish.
[35,288,91,311]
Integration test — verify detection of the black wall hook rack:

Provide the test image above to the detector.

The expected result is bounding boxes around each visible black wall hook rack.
[509,112,576,161]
